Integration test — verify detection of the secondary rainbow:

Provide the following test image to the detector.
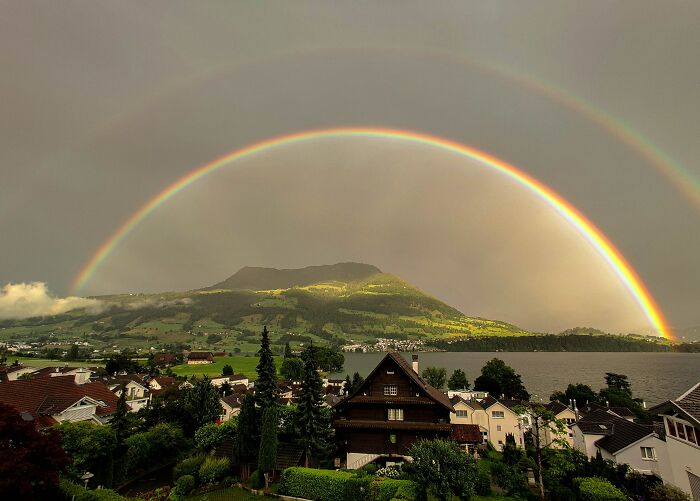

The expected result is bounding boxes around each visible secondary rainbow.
[71,127,673,340]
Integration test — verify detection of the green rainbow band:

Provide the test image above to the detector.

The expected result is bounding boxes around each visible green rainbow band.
[71,127,673,340]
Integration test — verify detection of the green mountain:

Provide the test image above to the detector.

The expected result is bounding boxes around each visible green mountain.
[207,262,382,291]
[0,264,528,353]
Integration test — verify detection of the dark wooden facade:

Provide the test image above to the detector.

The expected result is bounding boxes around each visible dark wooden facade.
[333,353,453,464]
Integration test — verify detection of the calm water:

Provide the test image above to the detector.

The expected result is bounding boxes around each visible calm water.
[331,352,700,406]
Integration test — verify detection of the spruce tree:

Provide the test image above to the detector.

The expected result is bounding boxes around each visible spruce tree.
[258,405,279,489]
[283,342,292,360]
[295,345,326,467]
[255,326,278,412]
[237,394,259,479]
[351,371,364,393]
[111,390,130,446]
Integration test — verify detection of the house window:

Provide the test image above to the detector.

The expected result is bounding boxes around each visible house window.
[640,447,656,460]
[685,424,697,445]
[492,411,505,419]
[388,408,404,421]
[496,425,502,431]
[667,418,677,437]
[456,410,468,417]
[678,422,687,441]
[386,370,395,375]
[565,418,575,425]
[384,385,398,396]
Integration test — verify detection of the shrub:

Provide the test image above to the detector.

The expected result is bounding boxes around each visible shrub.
[174,475,195,496]
[173,453,206,482]
[250,469,265,489]
[371,478,418,501]
[198,457,230,485]
[279,467,354,501]
[359,463,378,476]
[475,469,491,496]
[59,479,130,501]
[648,482,692,501]
[344,476,373,500]
[576,477,626,501]
[376,466,401,479]
[124,423,189,476]
[391,480,418,500]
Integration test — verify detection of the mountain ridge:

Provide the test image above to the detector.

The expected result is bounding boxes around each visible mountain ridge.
[207,262,382,291]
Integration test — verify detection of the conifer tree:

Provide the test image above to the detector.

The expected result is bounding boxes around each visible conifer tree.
[283,342,292,359]
[255,326,278,412]
[111,390,130,446]
[295,345,326,467]
[351,371,364,394]
[237,394,259,479]
[257,405,279,489]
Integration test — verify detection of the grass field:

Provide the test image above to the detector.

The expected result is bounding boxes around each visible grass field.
[9,356,105,368]
[170,355,282,379]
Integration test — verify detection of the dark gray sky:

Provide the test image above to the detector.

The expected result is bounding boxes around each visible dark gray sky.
[1,1,698,335]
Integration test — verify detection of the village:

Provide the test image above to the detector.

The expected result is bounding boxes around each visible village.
[1,327,698,501]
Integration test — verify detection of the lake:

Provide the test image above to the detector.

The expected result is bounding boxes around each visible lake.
[331,352,700,406]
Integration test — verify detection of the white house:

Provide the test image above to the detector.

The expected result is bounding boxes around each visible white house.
[650,381,700,499]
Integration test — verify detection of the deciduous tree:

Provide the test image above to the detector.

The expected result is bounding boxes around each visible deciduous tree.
[408,438,477,501]
[422,367,447,390]
[0,403,68,498]
[447,369,469,390]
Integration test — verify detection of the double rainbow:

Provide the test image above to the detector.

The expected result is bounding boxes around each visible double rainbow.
[71,127,673,340]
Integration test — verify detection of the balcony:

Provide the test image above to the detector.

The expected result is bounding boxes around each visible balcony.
[333,419,452,432]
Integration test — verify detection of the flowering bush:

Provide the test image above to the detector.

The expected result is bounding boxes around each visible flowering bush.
[376,466,401,479]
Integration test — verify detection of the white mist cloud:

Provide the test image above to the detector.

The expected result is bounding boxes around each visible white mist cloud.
[0,282,104,320]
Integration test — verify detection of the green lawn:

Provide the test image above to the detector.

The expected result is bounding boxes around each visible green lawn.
[186,486,270,500]
[171,355,281,379]
[8,356,105,368]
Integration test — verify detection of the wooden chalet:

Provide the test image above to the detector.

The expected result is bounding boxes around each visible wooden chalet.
[333,352,454,469]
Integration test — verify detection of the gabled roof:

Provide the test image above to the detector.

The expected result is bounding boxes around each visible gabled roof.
[480,395,522,413]
[450,395,484,410]
[545,401,570,415]
[346,352,453,412]
[187,351,213,359]
[0,375,118,428]
[221,394,242,408]
[649,380,700,427]
[594,418,654,455]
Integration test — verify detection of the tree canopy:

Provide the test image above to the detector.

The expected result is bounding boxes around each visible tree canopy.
[447,369,469,390]
[475,358,529,400]
[421,367,447,390]
[0,402,68,499]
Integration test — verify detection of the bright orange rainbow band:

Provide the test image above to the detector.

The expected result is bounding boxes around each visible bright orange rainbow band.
[71,127,673,340]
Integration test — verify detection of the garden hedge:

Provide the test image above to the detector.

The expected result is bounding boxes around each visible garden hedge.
[371,478,417,501]
[279,467,355,501]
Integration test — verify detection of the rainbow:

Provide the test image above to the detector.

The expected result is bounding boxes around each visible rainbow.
[70,127,673,340]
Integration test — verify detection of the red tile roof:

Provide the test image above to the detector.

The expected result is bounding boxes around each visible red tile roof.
[0,375,118,428]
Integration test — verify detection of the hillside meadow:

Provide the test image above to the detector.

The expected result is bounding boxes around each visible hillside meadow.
[171,355,282,379]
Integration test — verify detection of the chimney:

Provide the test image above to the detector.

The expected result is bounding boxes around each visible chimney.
[74,368,88,385]
[412,354,419,374]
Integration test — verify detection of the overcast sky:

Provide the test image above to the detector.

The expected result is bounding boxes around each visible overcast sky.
[1,1,698,335]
